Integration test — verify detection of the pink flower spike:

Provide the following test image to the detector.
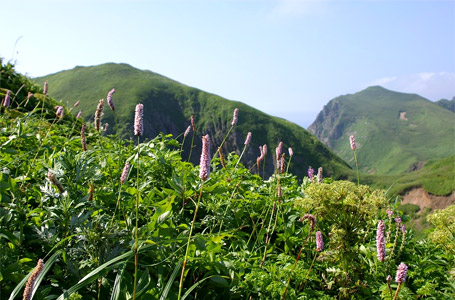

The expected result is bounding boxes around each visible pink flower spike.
[43,81,48,95]
[231,108,239,126]
[316,231,324,251]
[350,135,356,150]
[94,99,105,131]
[376,220,386,262]
[199,134,211,180]
[107,88,116,111]
[3,90,11,107]
[244,132,252,145]
[55,106,64,119]
[184,125,191,138]
[120,162,130,184]
[395,263,408,283]
[134,103,144,136]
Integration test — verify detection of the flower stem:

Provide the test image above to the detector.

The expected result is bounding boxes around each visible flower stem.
[392,282,402,300]
[187,131,195,162]
[212,125,234,163]
[281,228,313,300]
[178,181,205,300]
[132,137,140,300]
[353,150,360,185]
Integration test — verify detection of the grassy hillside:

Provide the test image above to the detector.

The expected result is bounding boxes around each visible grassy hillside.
[360,155,455,196]
[308,86,455,175]
[35,63,351,179]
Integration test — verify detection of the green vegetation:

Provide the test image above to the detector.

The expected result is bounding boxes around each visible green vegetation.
[359,155,455,196]
[34,63,351,180]
[427,205,455,255]
[436,98,455,112]
[3,60,455,299]
[309,86,455,175]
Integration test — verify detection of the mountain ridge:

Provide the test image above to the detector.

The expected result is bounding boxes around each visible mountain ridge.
[35,62,351,179]
[308,86,455,175]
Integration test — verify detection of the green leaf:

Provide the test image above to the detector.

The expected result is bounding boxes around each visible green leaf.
[210,275,229,287]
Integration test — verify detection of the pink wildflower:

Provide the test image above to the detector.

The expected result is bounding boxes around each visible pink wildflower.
[134,103,144,136]
[395,263,408,283]
[120,162,130,184]
[377,220,386,262]
[23,259,44,300]
[231,108,239,126]
[300,214,316,231]
[55,106,64,118]
[244,132,252,145]
[350,135,356,150]
[3,90,11,107]
[184,125,191,138]
[94,99,104,131]
[316,231,324,251]
[43,80,48,95]
[288,147,293,157]
[107,88,115,111]
[199,134,211,180]
[308,166,315,182]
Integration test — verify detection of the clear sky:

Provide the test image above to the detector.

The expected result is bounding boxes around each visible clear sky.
[2,0,454,128]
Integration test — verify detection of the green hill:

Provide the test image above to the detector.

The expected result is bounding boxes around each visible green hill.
[34,63,351,179]
[308,86,455,175]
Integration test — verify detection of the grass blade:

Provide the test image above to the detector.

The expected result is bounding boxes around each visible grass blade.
[181,275,219,300]
[56,245,153,300]
[110,261,128,300]
[160,260,182,300]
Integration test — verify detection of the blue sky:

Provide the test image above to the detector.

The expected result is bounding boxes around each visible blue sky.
[2,0,454,127]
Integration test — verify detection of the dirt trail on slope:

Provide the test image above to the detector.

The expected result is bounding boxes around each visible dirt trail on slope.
[402,188,455,210]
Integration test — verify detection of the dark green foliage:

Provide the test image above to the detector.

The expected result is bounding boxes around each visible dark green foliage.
[436,98,455,112]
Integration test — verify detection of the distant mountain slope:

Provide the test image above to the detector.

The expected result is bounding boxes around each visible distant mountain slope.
[308,86,455,175]
[436,97,455,112]
[35,63,351,179]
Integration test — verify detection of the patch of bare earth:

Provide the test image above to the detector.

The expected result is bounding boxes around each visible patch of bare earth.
[402,188,455,210]
[399,112,408,120]
[402,188,455,232]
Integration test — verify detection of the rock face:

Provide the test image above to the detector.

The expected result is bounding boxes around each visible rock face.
[308,99,343,148]
[308,86,455,175]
